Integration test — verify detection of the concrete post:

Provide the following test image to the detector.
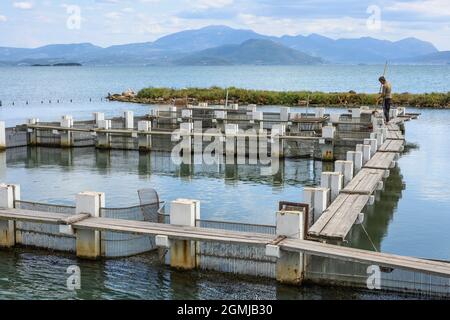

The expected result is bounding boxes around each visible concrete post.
[0,184,20,248]
[356,144,371,164]
[315,107,325,118]
[124,111,134,129]
[60,115,73,148]
[320,172,343,203]
[330,114,340,124]
[335,160,354,186]
[0,121,5,151]
[93,112,105,126]
[96,120,111,149]
[274,209,306,285]
[181,109,192,119]
[322,125,335,139]
[27,118,39,146]
[271,124,285,158]
[169,199,200,269]
[347,151,363,173]
[351,107,361,119]
[364,138,378,157]
[75,191,104,259]
[138,120,152,151]
[280,107,290,122]
[370,132,383,148]
[303,187,329,225]
[180,123,193,164]
[225,124,238,163]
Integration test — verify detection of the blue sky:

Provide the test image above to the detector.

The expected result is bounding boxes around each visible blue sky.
[0,0,449,50]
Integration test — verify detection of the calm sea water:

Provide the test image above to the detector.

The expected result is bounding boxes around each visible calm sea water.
[0,66,449,300]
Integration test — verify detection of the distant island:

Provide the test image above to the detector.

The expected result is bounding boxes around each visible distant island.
[31,62,82,67]
[0,25,448,66]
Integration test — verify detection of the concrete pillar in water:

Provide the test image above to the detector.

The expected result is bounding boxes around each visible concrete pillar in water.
[138,120,152,152]
[356,144,371,165]
[270,208,306,285]
[370,132,383,148]
[225,124,238,163]
[169,199,200,269]
[180,122,193,164]
[364,138,378,157]
[96,120,111,149]
[75,191,104,259]
[347,150,363,174]
[303,187,329,225]
[0,121,5,151]
[214,110,227,133]
[271,124,285,158]
[93,112,105,126]
[335,160,353,186]
[0,184,20,248]
[124,110,134,129]
[181,109,192,120]
[280,107,290,122]
[351,107,361,120]
[320,172,342,203]
[27,118,39,146]
[60,115,74,148]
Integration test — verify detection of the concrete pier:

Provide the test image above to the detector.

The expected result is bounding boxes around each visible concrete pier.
[273,208,306,285]
[0,184,20,248]
[335,160,354,186]
[75,191,104,259]
[169,199,200,269]
[138,120,152,152]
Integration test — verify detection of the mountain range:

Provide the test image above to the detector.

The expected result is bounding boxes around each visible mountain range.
[0,25,445,66]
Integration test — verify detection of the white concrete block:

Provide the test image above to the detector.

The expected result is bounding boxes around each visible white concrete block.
[276,210,305,239]
[356,144,371,164]
[93,112,105,124]
[330,114,340,123]
[155,235,170,248]
[303,187,329,223]
[170,199,200,227]
[137,120,151,132]
[199,102,208,107]
[180,122,193,134]
[76,191,104,217]
[214,110,227,120]
[124,110,134,129]
[352,108,361,119]
[364,138,378,157]
[347,151,363,173]
[335,160,354,186]
[322,125,336,139]
[280,107,290,122]
[265,244,281,258]
[321,172,343,202]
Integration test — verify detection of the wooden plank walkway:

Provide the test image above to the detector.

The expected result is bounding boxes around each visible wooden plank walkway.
[308,193,369,240]
[385,130,404,140]
[379,139,404,153]
[364,152,397,170]
[342,168,385,195]
[1,207,449,277]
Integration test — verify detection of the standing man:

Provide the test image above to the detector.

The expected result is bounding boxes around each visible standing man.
[378,76,392,123]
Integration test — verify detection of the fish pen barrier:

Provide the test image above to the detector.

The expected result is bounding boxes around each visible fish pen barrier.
[13,199,163,257]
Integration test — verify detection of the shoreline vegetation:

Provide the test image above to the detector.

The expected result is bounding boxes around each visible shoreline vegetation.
[109,87,450,108]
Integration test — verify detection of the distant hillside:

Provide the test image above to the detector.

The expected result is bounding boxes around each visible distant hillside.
[175,39,322,65]
[0,25,441,65]
[398,51,450,64]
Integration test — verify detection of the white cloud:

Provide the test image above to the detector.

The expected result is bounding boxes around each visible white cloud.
[194,0,233,9]
[387,0,450,17]
[0,15,7,22]
[122,8,135,13]
[13,1,34,10]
